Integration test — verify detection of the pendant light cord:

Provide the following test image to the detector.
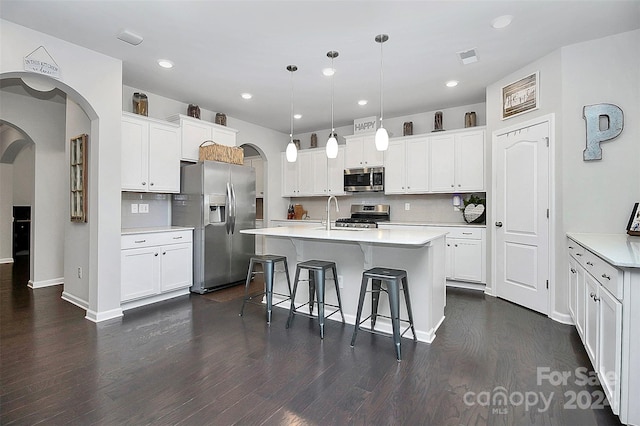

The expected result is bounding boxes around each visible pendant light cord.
[290,68,294,142]
[331,55,335,134]
[379,36,384,124]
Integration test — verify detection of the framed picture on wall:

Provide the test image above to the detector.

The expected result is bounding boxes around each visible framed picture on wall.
[627,202,640,236]
[70,134,88,223]
[501,71,539,119]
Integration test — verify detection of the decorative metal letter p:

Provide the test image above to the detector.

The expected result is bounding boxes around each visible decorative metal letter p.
[582,103,623,161]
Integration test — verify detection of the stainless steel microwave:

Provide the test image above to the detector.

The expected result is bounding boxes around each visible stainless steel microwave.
[344,167,384,192]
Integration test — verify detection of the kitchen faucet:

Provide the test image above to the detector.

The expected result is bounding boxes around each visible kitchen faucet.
[326,195,339,230]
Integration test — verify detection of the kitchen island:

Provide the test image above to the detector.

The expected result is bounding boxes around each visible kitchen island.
[241,226,448,343]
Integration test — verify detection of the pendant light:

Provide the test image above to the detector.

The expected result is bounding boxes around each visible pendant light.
[325,51,339,159]
[286,65,298,163]
[375,34,389,151]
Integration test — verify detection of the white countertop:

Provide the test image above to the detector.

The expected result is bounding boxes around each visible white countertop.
[270,219,484,228]
[567,233,640,268]
[241,226,447,246]
[121,226,193,236]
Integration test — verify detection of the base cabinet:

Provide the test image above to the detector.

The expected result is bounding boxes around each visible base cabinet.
[121,229,192,308]
[567,236,626,418]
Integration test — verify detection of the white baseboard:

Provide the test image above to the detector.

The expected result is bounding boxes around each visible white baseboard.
[446,280,486,291]
[121,288,190,312]
[61,291,89,310]
[551,310,573,325]
[85,307,123,323]
[28,277,63,288]
[0,258,14,264]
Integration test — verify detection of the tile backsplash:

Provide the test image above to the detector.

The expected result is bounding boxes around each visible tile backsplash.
[121,192,172,228]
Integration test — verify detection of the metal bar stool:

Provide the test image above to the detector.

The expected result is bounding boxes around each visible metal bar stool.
[239,255,292,323]
[350,267,417,361]
[286,260,345,338]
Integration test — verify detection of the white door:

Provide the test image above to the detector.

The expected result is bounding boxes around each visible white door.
[494,121,549,314]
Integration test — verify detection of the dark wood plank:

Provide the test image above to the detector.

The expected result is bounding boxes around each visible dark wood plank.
[0,260,622,425]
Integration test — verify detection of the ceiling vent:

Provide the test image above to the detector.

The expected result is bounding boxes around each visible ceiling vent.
[458,48,478,65]
[117,29,143,46]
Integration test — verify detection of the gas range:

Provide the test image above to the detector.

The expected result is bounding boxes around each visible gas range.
[334,204,390,229]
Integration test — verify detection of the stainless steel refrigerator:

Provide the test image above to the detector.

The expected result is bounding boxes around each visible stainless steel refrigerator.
[172,161,256,293]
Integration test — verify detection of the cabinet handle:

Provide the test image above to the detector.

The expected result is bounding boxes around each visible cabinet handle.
[454,244,458,247]
[447,243,450,247]
[589,292,595,298]
[458,184,461,187]
[462,232,472,235]
[154,252,159,256]
[586,261,594,266]
[570,268,576,274]
[150,182,154,186]
[594,295,600,302]
[142,182,146,186]
[163,252,166,255]
[568,246,574,249]
[601,273,610,280]
[451,184,454,187]
[576,253,583,257]
[172,236,183,240]
[134,239,146,243]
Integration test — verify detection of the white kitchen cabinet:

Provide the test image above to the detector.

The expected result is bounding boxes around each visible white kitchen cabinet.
[121,229,193,309]
[121,112,180,193]
[566,234,631,419]
[281,147,346,197]
[167,114,238,162]
[384,136,429,194]
[444,227,485,283]
[344,133,384,168]
[430,128,485,192]
[245,156,264,197]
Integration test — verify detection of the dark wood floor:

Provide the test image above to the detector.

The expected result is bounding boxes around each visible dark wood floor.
[1,257,621,425]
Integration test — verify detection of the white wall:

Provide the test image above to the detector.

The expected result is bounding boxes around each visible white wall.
[63,99,91,307]
[1,83,66,287]
[2,19,123,321]
[0,163,13,262]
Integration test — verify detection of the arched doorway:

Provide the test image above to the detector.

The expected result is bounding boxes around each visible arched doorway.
[241,143,267,254]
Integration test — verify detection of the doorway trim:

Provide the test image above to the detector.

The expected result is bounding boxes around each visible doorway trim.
[490,113,558,319]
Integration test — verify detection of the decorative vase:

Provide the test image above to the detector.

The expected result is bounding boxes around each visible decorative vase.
[433,111,444,132]
[293,139,301,150]
[132,92,148,116]
[403,122,413,136]
[215,113,227,126]
[464,112,477,128]
[187,104,200,119]
[310,133,318,148]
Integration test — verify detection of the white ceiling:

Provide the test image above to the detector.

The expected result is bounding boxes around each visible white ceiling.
[2,1,639,134]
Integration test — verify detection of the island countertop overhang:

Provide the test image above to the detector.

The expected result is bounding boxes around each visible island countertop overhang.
[241,226,448,246]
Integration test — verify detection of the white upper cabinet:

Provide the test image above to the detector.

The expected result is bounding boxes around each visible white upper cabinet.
[281,147,346,197]
[121,112,180,193]
[327,146,346,195]
[430,129,485,192]
[344,133,384,169]
[167,114,238,162]
[384,136,429,194]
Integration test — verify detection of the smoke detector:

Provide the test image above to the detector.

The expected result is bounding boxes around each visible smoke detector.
[117,29,143,46]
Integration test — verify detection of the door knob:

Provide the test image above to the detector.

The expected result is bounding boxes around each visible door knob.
[495,221,503,227]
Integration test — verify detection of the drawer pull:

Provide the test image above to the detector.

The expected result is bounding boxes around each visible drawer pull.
[462,232,472,235]
[594,295,600,302]
[134,239,146,243]
[154,252,159,256]
[586,261,594,266]
[568,246,574,249]
[576,253,582,256]
[601,273,611,280]
[172,236,183,240]
[570,268,576,274]
[163,252,166,255]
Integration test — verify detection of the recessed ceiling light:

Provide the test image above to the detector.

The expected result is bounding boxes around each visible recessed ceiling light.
[358,100,368,106]
[294,114,302,119]
[241,93,252,100]
[322,68,335,77]
[157,59,173,69]
[491,15,513,29]
[446,80,459,88]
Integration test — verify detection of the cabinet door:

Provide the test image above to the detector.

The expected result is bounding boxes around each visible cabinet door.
[121,115,149,191]
[296,151,314,196]
[121,247,160,301]
[281,153,298,197]
[598,287,622,415]
[445,238,454,279]
[568,257,578,322]
[181,120,212,161]
[384,139,406,194]
[584,274,599,366]
[252,158,265,197]
[362,134,384,167]
[160,243,193,292]
[211,126,236,147]
[430,134,455,192]
[451,238,483,282]
[576,264,586,339]
[345,137,364,168]
[327,146,346,195]
[313,150,329,195]
[406,137,429,193]
[456,131,485,191]
[148,122,180,193]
